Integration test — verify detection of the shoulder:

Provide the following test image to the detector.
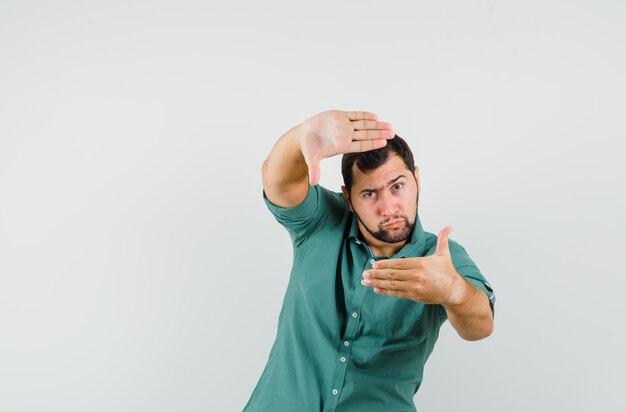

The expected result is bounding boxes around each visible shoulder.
[422,234,474,264]
[262,183,350,244]
[446,238,479,269]
[319,185,350,214]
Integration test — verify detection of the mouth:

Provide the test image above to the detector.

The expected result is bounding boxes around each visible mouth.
[383,219,403,228]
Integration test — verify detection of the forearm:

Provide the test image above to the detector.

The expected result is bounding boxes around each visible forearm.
[443,276,494,341]
[262,124,310,207]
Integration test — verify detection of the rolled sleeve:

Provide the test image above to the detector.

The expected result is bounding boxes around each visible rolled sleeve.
[455,265,496,318]
[262,184,321,245]
[448,240,496,318]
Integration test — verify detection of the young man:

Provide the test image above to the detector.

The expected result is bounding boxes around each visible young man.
[244,110,496,411]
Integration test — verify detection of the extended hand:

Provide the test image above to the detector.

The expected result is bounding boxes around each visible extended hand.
[299,110,395,186]
[361,226,466,305]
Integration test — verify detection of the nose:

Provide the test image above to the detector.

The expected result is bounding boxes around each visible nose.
[378,191,398,217]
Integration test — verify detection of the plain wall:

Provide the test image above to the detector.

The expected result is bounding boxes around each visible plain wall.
[1,1,625,411]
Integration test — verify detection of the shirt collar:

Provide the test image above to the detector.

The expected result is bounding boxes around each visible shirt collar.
[348,212,427,258]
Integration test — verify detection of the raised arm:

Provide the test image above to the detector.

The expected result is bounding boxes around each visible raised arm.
[262,110,395,208]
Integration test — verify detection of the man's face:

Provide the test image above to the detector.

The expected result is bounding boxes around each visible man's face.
[341,154,420,245]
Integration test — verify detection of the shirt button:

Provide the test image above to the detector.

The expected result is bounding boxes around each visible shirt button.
[332,389,339,395]
[343,341,350,347]
[360,280,366,286]
[356,240,361,245]
[369,258,375,265]
[352,312,358,318]
[340,356,347,363]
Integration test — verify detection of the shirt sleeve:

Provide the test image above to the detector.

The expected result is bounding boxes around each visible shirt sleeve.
[262,184,326,246]
[448,240,497,318]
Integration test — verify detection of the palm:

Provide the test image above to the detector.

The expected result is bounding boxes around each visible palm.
[300,110,395,185]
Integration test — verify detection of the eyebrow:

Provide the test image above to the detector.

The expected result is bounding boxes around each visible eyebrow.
[359,175,407,194]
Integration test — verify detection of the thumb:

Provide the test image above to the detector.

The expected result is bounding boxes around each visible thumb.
[434,226,454,256]
[305,156,321,186]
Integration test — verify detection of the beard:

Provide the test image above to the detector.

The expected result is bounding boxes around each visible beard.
[354,212,415,243]
[351,193,419,244]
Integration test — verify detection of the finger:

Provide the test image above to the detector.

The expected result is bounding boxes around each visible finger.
[372,257,425,271]
[345,111,378,121]
[305,157,321,186]
[373,287,406,298]
[434,226,454,256]
[352,129,396,141]
[345,139,388,154]
[351,120,393,131]
[363,277,410,291]
[363,268,413,281]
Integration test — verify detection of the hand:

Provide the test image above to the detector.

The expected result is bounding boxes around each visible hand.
[361,226,466,306]
[299,110,395,186]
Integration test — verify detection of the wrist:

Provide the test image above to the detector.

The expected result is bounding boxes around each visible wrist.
[284,123,310,165]
[442,272,468,309]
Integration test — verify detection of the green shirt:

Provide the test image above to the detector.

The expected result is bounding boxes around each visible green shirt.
[244,184,495,412]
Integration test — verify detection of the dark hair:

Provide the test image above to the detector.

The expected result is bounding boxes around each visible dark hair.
[341,134,415,194]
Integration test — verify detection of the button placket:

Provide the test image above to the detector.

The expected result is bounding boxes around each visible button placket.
[323,238,374,412]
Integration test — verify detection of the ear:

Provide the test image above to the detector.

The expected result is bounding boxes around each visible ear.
[414,165,421,194]
[341,185,354,212]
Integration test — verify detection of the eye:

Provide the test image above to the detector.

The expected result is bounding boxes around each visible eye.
[363,191,376,198]
[393,183,404,190]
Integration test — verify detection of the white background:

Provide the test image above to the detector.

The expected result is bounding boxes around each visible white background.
[1,1,625,411]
